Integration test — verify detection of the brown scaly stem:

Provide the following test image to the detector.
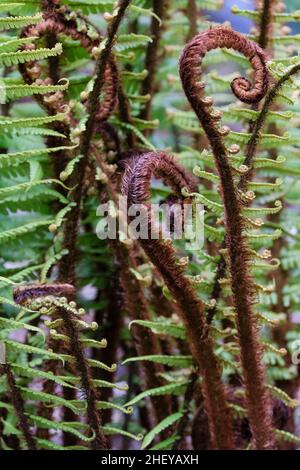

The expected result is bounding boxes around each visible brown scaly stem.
[257,0,273,50]
[179,26,275,449]
[113,240,174,427]
[0,364,37,450]
[94,151,174,427]
[57,306,108,450]
[202,66,300,447]
[20,9,118,183]
[93,264,123,426]
[207,66,300,322]
[121,151,234,450]
[58,0,130,283]
[186,0,198,41]
[239,63,300,190]
[139,0,169,122]
[14,283,108,450]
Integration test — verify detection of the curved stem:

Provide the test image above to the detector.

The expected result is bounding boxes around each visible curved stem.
[180,26,275,449]
[121,151,234,450]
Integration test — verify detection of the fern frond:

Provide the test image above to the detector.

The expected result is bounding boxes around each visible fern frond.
[0,42,62,67]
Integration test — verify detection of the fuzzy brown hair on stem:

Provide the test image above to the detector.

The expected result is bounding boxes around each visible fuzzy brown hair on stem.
[257,0,273,50]
[139,0,169,122]
[56,0,131,284]
[94,150,174,428]
[207,63,300,323]
[121,151,234,450]
[13,283,108,450]
[0,364,37,450]
[57,305,108,449]
[20,11,118,123]
[179,25,276,449]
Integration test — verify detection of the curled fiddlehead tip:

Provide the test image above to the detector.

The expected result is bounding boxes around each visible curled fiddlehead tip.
[121,151,197,205]
[20,9,118,122]
[13,283,75,305]
[180,25,270,105]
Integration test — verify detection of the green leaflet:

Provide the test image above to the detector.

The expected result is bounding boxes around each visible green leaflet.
[141,412,183,449]
[103,426,143,441]
[276,430,300,444]
[87,358,117,372]
[0,276,16,286]
[129,4,162,23]
[0,145,77,169]
[0,112,67,131]
[80,337,107,349]
[28,415,95,442]
[231,6,300,23]
[192,193,223,216]
[227,131,290,148]
[129,319,186,339]
[0,295,31,310]
[115,34,152,52]
[0,219,53,244]
[60,154,83,180]
[62,0,114,14]
[18,387,85,414]
[95,401,133,415]
[204,224,224,243]
[123,355,193,368]
[242,201,282,217]
[0,42,62,67]
[0,36,36,53]
[1,79,69,101]
[10,363,77,389]
[116,121,156,150]
[0,316,45,339]
[248,179,282,193]
[92,379,128,391]
[0,179,70,199]
[266,384,299,408]
[4,339,65,364]
[0,186,68,210]
[0,14,42,31]
[252,155,286,170]
[54,203,77,229]
[222,106,293,124]
[193,166,218,183]
[9,126,66,138]
[150,435,179,450]
[125,382,189,407]
[40,249,69,283]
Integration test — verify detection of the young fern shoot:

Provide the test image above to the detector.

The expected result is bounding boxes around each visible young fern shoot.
[121,151,234,450]
[179,26,276,450]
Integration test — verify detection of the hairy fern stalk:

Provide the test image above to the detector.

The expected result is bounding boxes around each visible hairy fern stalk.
[0,0,300,452]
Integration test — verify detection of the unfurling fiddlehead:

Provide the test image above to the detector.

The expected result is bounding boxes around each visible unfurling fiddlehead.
[14,283,108,450]
[20,7,118,123]
[121,151,234,450]
[179,26,276,449]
